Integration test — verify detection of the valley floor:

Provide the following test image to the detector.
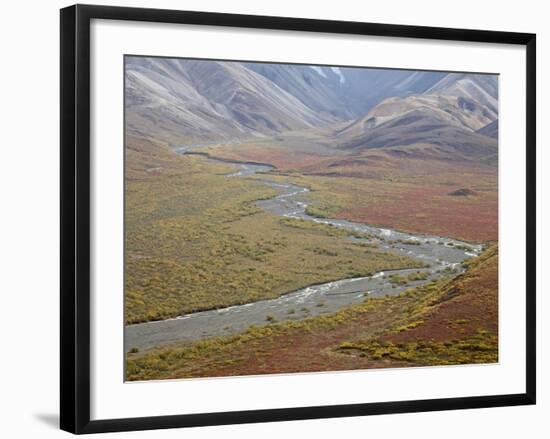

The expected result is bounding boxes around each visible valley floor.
[201,139,498,242]
[125,136,419,324]
[124,135,498,380]
[126,245,498,380]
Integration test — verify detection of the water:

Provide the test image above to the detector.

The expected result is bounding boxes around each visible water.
[125,153,481,352]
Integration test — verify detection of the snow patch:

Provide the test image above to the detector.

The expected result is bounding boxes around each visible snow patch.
[330,67,346,84]
[309,66,327,78]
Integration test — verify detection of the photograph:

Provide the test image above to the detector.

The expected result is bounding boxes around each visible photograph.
[123,56,499,381]
[0,0,542,436]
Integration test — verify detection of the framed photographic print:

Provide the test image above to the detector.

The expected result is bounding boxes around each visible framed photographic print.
[60,4,536,434]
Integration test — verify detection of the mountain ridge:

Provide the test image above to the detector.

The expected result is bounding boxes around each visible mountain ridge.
[125,57,498,162]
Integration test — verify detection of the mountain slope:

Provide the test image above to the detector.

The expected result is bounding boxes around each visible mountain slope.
[243,63,357,120]
[335,73,498,160]
[425,73,498,113]
[246,64,447,120]
[338,94,496,137]
[125,57,498,162]
[340,110,497,160]
[476,120,499,139]
[125,57,337,145]
[336,68,447,115]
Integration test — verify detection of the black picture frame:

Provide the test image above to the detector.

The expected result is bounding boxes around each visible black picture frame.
[60,4,536,434]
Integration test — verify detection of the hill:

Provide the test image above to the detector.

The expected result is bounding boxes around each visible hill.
[126,246,498,379]
[125,57,337,145]
[125,57,491,160]
[477,119,499,139]
[246,63,446,119]
[334,74,498,161]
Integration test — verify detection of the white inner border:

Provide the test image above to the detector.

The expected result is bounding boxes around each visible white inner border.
[90,19,526,421]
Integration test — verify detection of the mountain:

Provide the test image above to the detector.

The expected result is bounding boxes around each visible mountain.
[242,63,357,120]
[125,57,498,162]
[425,73,498,113]
[247,63,447,119]
[338,94,495,138]
[339,109,497,159]
[476,120,499,139]
[339,68,447,114]
[125,57,337,145]
[335,73,498,160]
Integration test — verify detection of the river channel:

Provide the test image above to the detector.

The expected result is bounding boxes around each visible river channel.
[125,150,482,352]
